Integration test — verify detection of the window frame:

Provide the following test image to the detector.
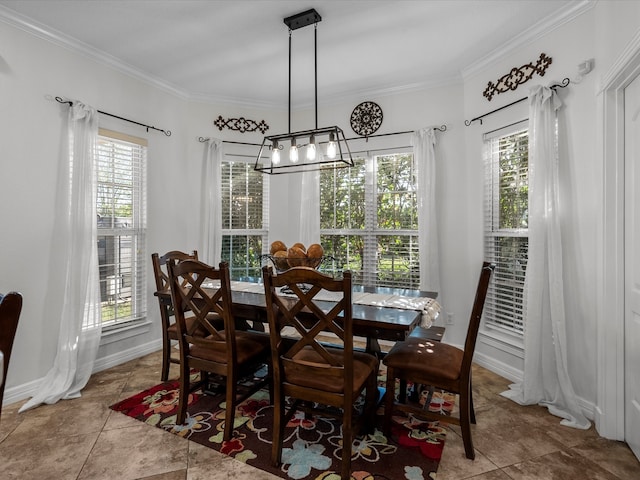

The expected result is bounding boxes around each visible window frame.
[482,122,529,346]
[96,128,148,334]
[319,149,420,289]
[220,153,269,281]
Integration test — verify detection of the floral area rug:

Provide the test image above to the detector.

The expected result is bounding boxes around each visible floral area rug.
[110,371,453,480]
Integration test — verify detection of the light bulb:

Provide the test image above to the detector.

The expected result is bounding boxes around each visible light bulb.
[326,132,337,159]
[307,135,316,161]
[290,138,298,163]
[271,141,280,165]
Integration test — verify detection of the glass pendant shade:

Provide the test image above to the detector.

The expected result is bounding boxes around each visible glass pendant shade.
[307,135,317,161]
[289,139,299,163]
[271,141,280,165]
[326,133,337,159]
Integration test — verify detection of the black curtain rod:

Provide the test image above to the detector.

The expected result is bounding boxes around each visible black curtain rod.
[483,118,528,137]
[199,138,262,146]
[198,126,447,145]
[55,97,171,136]
[344,125,447,142]
[464,78,570,127]
[349,146,412,155]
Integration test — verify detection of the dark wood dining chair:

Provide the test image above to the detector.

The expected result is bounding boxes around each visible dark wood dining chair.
[262,266,379,480]
[152,250,200,381]
[383,262,494,460]
[0,292,23,422]
[168,259,271,442]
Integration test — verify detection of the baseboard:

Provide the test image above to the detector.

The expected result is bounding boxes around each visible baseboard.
[2,377,43,409]
[2,339,162,407]
[473,350,523,383]
[578,396,597,422]
[92,338,162,373]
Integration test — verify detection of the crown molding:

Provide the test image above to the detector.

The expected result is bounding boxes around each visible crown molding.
[0,5,190,100]
[324,75,464,106]
[172,74,464,110]
[461,0,596,80]
[600,27,640,92]
[185,90,286,110]
[1,3,591,109]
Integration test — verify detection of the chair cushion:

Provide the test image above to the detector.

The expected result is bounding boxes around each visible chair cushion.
[190,330,268,365]
[285,346,378,394]
[383,338,463,381]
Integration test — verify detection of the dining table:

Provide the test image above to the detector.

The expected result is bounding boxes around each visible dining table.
[155,280,440,356]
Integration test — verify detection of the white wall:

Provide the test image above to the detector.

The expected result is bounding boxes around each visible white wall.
[2,2,640,433]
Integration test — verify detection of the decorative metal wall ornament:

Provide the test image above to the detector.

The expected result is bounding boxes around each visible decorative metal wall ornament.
[483,53,553,101]
[214,115,269,134]
[350,101,383,137]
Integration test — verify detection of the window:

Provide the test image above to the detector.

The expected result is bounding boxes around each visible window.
[320,152,419,288]
[483,126,528,336]
[220,156,269,281]
[96,129,147,329]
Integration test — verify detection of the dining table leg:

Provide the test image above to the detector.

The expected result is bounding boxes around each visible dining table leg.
[366,336,382,357]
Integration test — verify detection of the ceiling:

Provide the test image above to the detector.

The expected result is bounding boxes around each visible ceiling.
[0,0,587,108]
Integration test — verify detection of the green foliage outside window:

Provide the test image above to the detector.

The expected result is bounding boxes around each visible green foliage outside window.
[320,158,365,230]
[220,161,266,281]
[498,133,528,230]
[221,163,264,229]
[320,153,419,288]
[221,234,263,281]
[484,128,529,336]
[320,234,365,284]
[376,154,417,230]
[376,234,420,288]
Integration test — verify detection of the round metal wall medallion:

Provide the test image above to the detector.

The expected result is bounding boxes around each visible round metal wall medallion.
[350,101,383,137]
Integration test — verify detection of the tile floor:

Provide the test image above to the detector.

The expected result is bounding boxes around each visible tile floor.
[0,350,638,479]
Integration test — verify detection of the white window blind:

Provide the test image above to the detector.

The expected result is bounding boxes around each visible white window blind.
[96,129,147,329]
[483,125,528,336]
[221,156,269,281]
[320,152,419,288]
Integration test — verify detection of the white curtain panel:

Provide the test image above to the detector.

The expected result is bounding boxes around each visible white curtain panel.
[20,101,102,412]
[412,128,440,292]
[199,138,223,266]
[299,169,321,247]
[501,85,590,429]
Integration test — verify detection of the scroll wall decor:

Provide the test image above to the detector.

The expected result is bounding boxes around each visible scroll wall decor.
[483,53,552,101]
[214,115,269,134]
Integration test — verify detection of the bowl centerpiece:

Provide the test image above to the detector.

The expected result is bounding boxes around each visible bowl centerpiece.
[262,241,330,294]
[265,241,326,273]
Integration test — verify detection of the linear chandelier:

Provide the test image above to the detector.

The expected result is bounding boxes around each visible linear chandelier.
[254,8,353,175]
